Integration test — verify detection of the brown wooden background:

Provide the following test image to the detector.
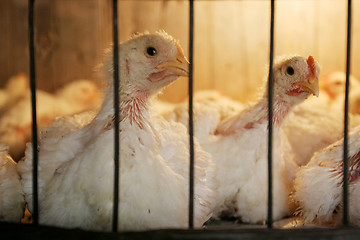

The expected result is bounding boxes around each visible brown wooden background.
[1,0,359,103]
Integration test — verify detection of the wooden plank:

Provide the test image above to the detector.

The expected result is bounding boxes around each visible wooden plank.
[33,0,111,92]
[1,0,360,103]
[0,0,29,87]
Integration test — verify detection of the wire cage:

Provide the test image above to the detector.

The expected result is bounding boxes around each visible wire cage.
[2,0,360,239]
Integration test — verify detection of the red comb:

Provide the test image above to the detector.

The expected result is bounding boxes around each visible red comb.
[307,56,317,78]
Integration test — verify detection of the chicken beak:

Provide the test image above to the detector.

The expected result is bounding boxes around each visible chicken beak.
[294,77,319,97]
[156,55,190,77]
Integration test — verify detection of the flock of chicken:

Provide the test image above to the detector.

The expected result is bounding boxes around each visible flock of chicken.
[1,30,360,231]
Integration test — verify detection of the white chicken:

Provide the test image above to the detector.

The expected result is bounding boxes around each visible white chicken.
[166,55,319,224]
[0,79,102,161]
[0,144,24,222]
[0,73,29,113]
[54,79,103,114]
[17,31,217,231]
[189,55,319,224]
[293,125,360,227]
[322,71,360,114]
[169,90,244,120]
[152,89,243,118]
[163,90,244,141]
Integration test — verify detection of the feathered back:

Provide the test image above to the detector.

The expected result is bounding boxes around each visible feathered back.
[293,125,360,225]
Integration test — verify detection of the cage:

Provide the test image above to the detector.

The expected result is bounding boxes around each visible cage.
[1,0,360,239]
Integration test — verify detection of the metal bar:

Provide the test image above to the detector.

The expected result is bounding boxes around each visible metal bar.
[29,0,39,226]
[188,0,195,229]
[112,0,120,232]
[343,0,352,227]
[267,0,275,229]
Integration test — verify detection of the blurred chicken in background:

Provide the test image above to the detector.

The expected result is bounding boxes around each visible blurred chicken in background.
[0,73,29,114]
[0,74,103,161]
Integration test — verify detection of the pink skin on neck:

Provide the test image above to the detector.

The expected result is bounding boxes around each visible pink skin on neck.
[121,90,149,129]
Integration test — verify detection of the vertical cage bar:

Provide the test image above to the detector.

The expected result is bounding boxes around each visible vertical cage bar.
[343,0,352,227]
[112,0,120,232]
[29,0,39,226]
[188,0,195,229]
[267,0,275,229]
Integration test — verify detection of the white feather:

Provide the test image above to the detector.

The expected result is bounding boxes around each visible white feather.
[0,144,24,222]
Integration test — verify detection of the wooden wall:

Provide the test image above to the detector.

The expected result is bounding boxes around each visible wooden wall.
[0,0,112,91]
[1,0,359,103]
[0,0,29,84]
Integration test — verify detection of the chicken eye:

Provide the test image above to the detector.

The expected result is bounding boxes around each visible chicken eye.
[286,66,295,76]
[146,47,157,57]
